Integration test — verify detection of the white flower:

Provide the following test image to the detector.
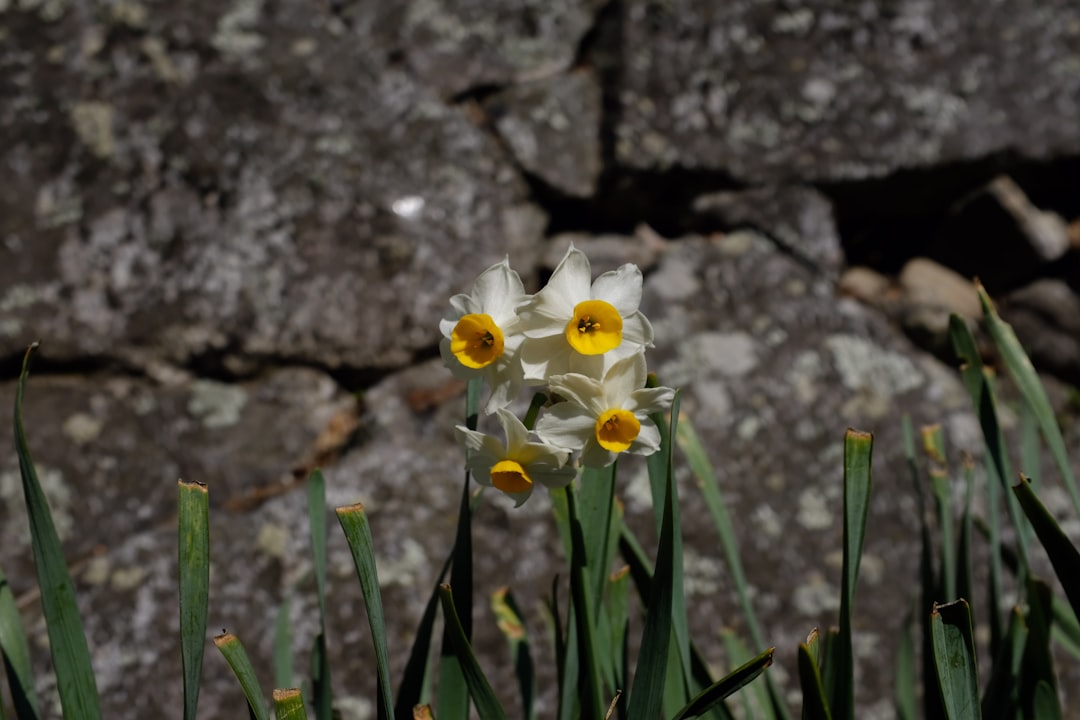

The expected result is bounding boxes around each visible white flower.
[516,244,653,383]
[535,353,674,468]
[455,408,577,506]
[439,258,529,413]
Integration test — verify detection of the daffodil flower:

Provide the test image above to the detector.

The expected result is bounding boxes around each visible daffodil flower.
[455,408,576,506]
[440,258,529,413]
[517,244,654,383]
[535,353,674,468]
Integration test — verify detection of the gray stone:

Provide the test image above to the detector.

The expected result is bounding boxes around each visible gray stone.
[931,176,1071,292]
[488,69,603,197]
[395,0,606,97]
[0,1,546,374]
[617,1,1080,182]
[1003,279,1080,386]
[691,186,845,274]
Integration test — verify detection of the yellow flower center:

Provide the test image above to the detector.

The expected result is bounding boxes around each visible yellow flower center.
[490,459,532,494]
[595,409,640,452]
[451,313,505,369]
[564,299,623,355]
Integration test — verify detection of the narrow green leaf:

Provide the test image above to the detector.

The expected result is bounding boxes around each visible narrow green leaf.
[1050,595,1080,660]
[930,600,981,720]
[1031,681,1062,720]
[626,398,680,720]
[1013,478,1080,624]
[13,343,102,720]
[977,283,1080,517]
[273,598,293,690]
[956,459,976,611]
[578,463,616,622]
[923,425,955,602]
[607,566,631,716]
[0,565,41,720]
[439,378,481,720]
[1020,579,1058,718]
[179,480,210,720]
[832,429,873,720]
[214,632,269,720]
[491,588,535,720]
[336,503,395,720]
[797,630,832,720]
[438,585,508,720]
[902,416,945,720]
[949,314,1030,586]
[673,647,773,720]
[894,612,916,720]
[981,607,1026,720]
[563,486,606,720]
[616,526,733,720]
[677,418,789,720]
[394,552,452,718]
[307,470,332,720]
[272,688,309,720]
[717,631,765,720]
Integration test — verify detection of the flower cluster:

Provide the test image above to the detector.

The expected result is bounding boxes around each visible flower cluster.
[440,245,675,505]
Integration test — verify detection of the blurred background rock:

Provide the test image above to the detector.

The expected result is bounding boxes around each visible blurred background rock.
[1,1,1079,717]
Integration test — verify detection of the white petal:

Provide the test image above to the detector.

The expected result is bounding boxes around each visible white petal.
[547,372,605,416]
[465,455,494,487]
[600,353,647,405]
[580,439,617,468]
[565,352,607,379]
[534,403,595,451]
[590,263,643,316]
[495,408,530,452]
[627,387,675,415]
[531,464,577,489]
[620,312,654,347]
[473,259,527,321]
[507,486,535,507]
[520,335,572,383]
[630,420,662,455]
[543,245,593,312]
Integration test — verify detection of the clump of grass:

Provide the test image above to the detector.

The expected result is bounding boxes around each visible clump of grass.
[2,264,1078,719]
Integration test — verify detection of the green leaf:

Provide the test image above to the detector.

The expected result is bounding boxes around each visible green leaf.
[272,688,309,720]
[214,632,269,720]
[1031,681,1062,720]
[13,343,102,720]
[677,418,789,720]
[307,470,332,720]
[894,612,916,720]
[981,606,1026,720]
[491,588,535,720]
[179,480,210,720]
[930,600,981,720]
[832,429,873,720]
[977,284,1080,517]
[0,565,41,720]
[395,552,453,718]
[1012,478,1080,623]
[578,463,616,623]
[673,646,774,720]
[273,598,293,690]
[438,585,508,720]
[439,378,481,720]
[720,630,769,720]
[336,503,395,720]
[797,630,832,720]
[562,486,606,720]
[949,314,1030,587]
[627,395,681,720]
[1020,579,1059,718]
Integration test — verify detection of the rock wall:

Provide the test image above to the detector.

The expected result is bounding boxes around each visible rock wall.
[2,1,1079,718]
